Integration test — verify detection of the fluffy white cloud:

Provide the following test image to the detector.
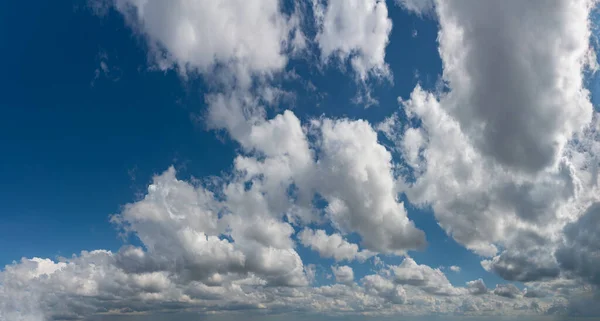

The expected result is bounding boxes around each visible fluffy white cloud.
[449,266,460,273]
[298,229,373,262]
[390,258,465,296]
[315,118,426,253]
[112,167,309,287]
[312,0,392,81]
[113,0,301,86]
[231,111,426,255]
[331,265,354,284]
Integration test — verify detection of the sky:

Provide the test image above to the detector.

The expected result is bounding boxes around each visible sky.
[1,0,600,320]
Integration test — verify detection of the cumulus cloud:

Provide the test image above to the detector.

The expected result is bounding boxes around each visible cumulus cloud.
[435,0,595,173]
[0,246,561,319]
[113,0,300,86]
[481,230,560,282]
[555,202,600,285]
[331,265,354,284]
[361,274,407,304]
[493,284,523,299]
[315,118,426,253]
[466,279,488,295]
[381,0,600,264]
[231,112,426,255]
[298,229,374,262]
[312,0,392,81]
[390,258,464,296]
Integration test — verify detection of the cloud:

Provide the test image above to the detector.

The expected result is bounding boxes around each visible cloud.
[435,0,595,173]
[231,112,426,255]
[493,284,523,299]
[390,258,465,296]
[315,118,427,253]
[298,229,374,262]
[331,265,354,284]
[448,266,460,273]
[466,279,488,295]
[481,230,560,282]
[0,248,562,319]
[312,0,392,81]
[555,202,600,285]
[361,274,407,304]
[379,0,600,264]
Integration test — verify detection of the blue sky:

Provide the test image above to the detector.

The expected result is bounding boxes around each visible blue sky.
[2,0,600,320]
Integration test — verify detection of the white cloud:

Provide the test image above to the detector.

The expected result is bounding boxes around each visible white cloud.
[390,258,465,296]
[0,248,566,319]
[331,265,354,284]
[113,0,299,87]
[298,229,374,262]
[381,0,600,261]
[315,118,426,253]
[466,279,488,295]
[361,274,407,304]
[449,266,460,273]
[312,0,392,81]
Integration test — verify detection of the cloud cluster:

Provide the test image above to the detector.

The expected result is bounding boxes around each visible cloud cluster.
[381,0,600,267]
[3,0,600,319]
[0,247,559,320]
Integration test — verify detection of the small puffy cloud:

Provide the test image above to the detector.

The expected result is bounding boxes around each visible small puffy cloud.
[449,266,460,273]
[331,265,354,284]
[112,0,300,86]
[312,0,392,81]
[298,229,373,262]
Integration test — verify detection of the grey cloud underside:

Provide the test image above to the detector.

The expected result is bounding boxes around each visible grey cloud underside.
[437,0,594,173]
[556,202,600,285]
